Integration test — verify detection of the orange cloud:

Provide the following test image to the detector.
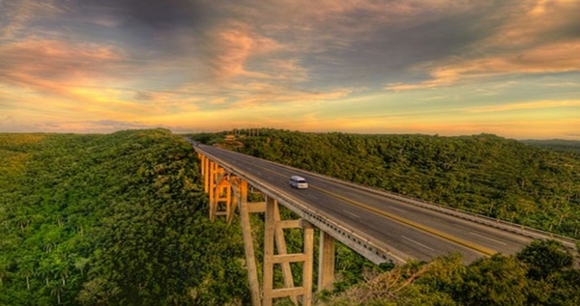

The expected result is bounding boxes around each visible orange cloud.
[208,22,283,79]
[465,99,580,113]
[385,0,580,91]
[0,0,62,40]
[0,38,125,91]
[222,82,354,108]
[386,39,580,91]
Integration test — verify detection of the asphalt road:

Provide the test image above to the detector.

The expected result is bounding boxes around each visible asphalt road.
[196,144,536,264]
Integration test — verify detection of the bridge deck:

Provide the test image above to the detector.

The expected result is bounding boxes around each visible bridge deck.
[193,142,576,264]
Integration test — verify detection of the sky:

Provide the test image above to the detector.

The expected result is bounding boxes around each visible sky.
[0,0,579,139]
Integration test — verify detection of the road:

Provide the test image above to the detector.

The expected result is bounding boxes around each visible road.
[197,144,536,264]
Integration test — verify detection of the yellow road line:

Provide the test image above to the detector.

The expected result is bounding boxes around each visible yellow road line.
[310,186,496,256]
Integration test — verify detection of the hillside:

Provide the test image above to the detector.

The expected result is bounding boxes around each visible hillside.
[0,130,249,305]
[189,129,580,239]
[317,240,580,305]
[522,139,580,154]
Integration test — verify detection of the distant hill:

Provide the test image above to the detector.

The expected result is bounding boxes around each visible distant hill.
[188,129,580,239]
[522,139,580,154]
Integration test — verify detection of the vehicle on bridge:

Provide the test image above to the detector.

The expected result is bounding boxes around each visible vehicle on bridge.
[289,175,308,189]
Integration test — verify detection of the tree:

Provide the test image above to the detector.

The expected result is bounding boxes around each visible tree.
[516,240,573,280]
[455,255,528,305]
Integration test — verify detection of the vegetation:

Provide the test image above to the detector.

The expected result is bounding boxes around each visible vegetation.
[3,128,579,305]
[522,139,580,154]
[0,130,249,305]
[189,129,580,239]
[318,240,580,305]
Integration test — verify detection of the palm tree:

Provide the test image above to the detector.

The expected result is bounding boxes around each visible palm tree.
[49,280,65,304]
[21,268,34,290]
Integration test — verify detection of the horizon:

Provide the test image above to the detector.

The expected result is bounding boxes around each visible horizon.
[1,0,579,139]
[3,126,580,142]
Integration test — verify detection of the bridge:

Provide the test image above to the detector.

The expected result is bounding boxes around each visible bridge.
[187,139,577,306]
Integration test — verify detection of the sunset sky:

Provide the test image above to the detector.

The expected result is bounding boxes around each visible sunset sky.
[1,0,579,139]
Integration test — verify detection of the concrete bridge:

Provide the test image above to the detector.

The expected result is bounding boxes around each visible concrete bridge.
[188,139,577,306]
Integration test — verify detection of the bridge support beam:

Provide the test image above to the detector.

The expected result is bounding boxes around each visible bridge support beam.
[318,232,335,291]
[198,152,319,305]
[263,196,314,306]
[237,180,262,306]
[203,155,210,193]
[204,159,239,223]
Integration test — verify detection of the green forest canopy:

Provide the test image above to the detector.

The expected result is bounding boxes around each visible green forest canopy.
[2,128,579,305]
[0,130,248,305]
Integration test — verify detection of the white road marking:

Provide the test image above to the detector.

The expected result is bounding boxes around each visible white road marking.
[389,206,407,213]
[469,232,508,246]
[343,210,360,219]
[305,194,318,200]
[402,236,435,252]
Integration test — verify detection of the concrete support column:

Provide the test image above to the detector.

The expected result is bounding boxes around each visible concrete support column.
[263,196,276,306]
[263,197,314,306]
[317,231,335,291]
[301,221,314,306]
[208,161,217,221]
[196,153,318,306]
[274,203,298,304]
[204,157,210,193]
[238,180,261,306]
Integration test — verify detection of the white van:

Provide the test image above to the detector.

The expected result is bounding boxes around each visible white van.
[289,175,308,189]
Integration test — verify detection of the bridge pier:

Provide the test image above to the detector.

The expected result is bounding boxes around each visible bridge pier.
[237,179,262,306]
[203,158,239,223]
[263,196,313,306]
[318,232,335,291]
[199,153,334,306]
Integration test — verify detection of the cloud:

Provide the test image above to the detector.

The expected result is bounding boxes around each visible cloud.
[2,0,579,137]
[1,115,15,125]
[0,38,125,88]
[385,0,580,91]
[229,84,354,108]
[134,92,153,101]
[385,39,580,91]
[0,0,62,39]
[198,22,284,80]
[465,100,580,113]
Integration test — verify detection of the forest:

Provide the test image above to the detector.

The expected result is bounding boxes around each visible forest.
[523,139,580,154]
[1,128,579,305]
[0,130,249,305]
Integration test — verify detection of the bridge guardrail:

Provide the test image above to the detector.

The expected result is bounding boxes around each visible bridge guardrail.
[192,144,411,264]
